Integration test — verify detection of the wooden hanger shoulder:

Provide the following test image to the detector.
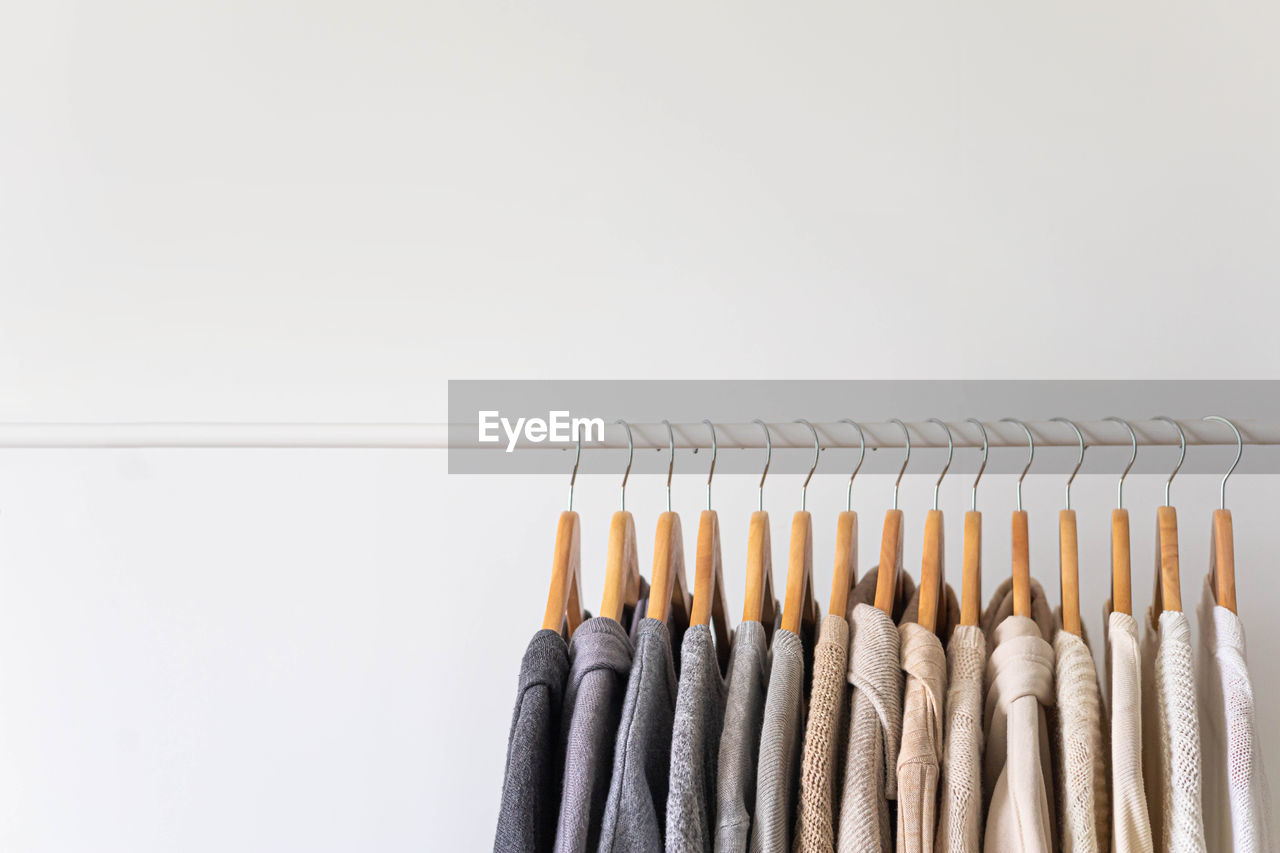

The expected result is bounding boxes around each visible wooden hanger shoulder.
[828,510,858,618]
[959,509,982,627]
[1111,508,1132,616]
[743,510,777,627]
[542,510,586,637]
[600,510,641,623]
[693,509,732,670]
[782,510,816,634]
[1211,508,1237,613]
[1011,509,1031,618]
[874,509,903,614]
[1154,504,1182,613]
[648,511,691,625]
[917,509,944,633]
[1059,508,1081,635]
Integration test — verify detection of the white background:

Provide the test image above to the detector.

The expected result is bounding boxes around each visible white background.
[3,2,1280,850]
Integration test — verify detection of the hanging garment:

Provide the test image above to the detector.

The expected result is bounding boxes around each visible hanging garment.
[599,617,681,852]
[749,628,806,853]
[553,611,640,853]
[1140,607,1206,853]
[715,619,773,853]
[838,569,914,853]
[1105,605,1154,853]
[793,612,850,853]
[895,586,954,853]
[1196,576,1274,852]
[982,580,1056,853]
[934,621,985,853]
[1050,612,1110,853]
[495,629,572,853]
[668,623,730,852]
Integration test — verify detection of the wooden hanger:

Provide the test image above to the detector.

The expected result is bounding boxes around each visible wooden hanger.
[743,421,779,631]
[691,421,732,672]
[874,419,911,615]
[1106,417,1137,616]
[1204,416,1242,613]
[916,419,953,635]
[1052,418,1086,636]
[959,419,988,627]
[1002,419,1034,619]
[781,420,821,636]
[647,421,692,625]
[600,421,642,623]
[828,419,866,618]
[542,440,587,638]
[1151,417,1185,614]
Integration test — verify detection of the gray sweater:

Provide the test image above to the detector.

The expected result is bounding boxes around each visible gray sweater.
[598,617,680,852]
[494,629,571,853]
[714,620,773,853]
[667,624,729,852]
[553,616,637,853]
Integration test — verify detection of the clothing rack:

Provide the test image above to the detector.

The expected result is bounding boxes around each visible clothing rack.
[0,419,1275,448]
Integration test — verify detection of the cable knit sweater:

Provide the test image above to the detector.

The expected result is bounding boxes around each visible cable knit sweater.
[1051,614,1110,853]
[793,614,850,852]
[934,624,985,853]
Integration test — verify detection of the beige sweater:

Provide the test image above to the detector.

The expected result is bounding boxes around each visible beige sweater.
[1051,614,1110,853]
[793,614,850,853]
[934,624,986,853]
[982,580,1056,853]
[896,618,947,853]
[1105,605,1153,853]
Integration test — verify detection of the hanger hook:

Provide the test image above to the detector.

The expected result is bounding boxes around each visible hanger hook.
[703,419,718,511]
[615,419,634,512]
[1152,416,1185,506]
[966,418,989,512]
[795,419,820,512]
[753,419,772,512]
[838,419,867,512]
[1050,417,1086,511]
[926,418,953,511]
[1104,417,1138,509]
[1203,415,1243,510]
[567,430,583,511]
[662,419,676,513]
[889,418,910,511]
[1000,418,1034,511]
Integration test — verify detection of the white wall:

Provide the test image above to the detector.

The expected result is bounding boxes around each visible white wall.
[2,2,1280,850]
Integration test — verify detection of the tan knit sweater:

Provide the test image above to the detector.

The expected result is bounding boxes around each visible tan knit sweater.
[792,614,851,853]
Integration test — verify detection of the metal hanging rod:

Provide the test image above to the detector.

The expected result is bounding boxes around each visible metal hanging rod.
[0,419,1273,449]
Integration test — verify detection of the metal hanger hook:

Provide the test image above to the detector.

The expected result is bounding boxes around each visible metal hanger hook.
[966,418,989,512]
[926,418,953,511]
[889,418,910,511]
[703,419,718,511]
[1000,418,1034,512]
[1050,417,1086,511]
[1104,416,1138,509]
[838,419,867,511]
[753,419,772,512]
[1152,416,1185,506]
[567,431,583,511]
[1203,415,1243,510]
[615,419,634,512]
[795,419,820,512]
[662,419,676,513]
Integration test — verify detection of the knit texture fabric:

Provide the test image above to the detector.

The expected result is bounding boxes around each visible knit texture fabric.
[982,614,1055,853]
[935,624,986,853]
[838,600,904,853]
[1196,575,1274,853]
[554,617,636,853]
[1104,607,1153,853]
[1051,614,1110,853]
[716,619,772,853]
[750,628,806,853]
[793,614,850,853]
[668,624,729,853]
[896,618,948,853]
[599,618,680,853]
[1140,609,1206,853]
[495,629,571,853]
